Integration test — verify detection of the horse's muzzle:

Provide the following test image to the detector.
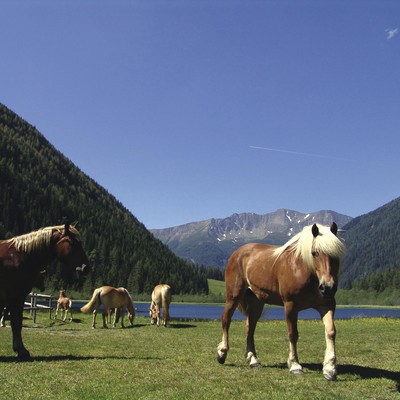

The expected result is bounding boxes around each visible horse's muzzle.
[319,283,337,298]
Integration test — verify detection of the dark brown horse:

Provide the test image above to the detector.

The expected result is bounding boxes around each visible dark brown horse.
[0,224,89,359]
[217,223,345,381]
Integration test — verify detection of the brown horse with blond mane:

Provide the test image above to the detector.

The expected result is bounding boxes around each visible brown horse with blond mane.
[0,224,89,359]
[80,286,135,328]
[150,284,171,327]
[217,223,345,381]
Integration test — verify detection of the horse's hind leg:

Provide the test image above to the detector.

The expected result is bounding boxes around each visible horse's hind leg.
[92,309,98,329]
[102,308,108,328]
[217,299,238,364]
[285,301,303,375]
[163,306,169,327]
[243,289,264,368]
[217,262,247,365]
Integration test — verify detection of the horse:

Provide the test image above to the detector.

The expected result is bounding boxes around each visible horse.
[54,289,73,322]
[0,223,89,359]
[216,223,345,381]
[80,286,135,328]
[150,284,171,327]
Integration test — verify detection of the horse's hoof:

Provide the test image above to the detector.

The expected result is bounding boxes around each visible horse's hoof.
[323,371,337,381]
[250,361,262,368]
[217,354,226,365]
[17,350,31,361]
[290,369,304,376]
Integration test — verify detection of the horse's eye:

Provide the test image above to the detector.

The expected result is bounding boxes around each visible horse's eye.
[312,251,319,257]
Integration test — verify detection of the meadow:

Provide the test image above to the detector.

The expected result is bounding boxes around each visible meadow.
[0,311,399,400]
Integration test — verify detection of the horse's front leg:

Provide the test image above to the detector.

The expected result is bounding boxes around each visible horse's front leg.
[9,303,30,359]
[120,307,126,328]
[318,307,337,381]
[285,301,303,375]
[156,308,160,327]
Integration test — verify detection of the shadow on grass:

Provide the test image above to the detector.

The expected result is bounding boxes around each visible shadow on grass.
[0,354,161,363]
[271,362,400,392]
[169,323,197,329]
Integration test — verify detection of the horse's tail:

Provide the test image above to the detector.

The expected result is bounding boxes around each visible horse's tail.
[161,285,171,322]
[80,288,101,313]
[124,288,135,318]
[68,299,72,309]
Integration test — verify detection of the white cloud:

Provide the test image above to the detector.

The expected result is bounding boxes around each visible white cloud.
[385,28,398,40]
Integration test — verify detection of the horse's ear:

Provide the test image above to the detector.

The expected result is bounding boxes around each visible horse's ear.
[330,222,338,235]
[64,223,70,235]
[312,224,319,238]
[72,221,79,229]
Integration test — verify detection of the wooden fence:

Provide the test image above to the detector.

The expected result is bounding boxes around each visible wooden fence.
[24,292,54,323]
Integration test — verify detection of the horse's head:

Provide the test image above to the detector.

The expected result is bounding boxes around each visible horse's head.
[34,270,46,292]
[53,224,90,277]
[128,312,135,326]
[311,223,344,299]
[149,304,158,325]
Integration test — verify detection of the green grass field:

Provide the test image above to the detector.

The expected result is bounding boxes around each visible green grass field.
[0,311,399,400]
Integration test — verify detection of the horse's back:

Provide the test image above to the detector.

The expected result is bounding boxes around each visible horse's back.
[99,286,132,308]
[152,284,171,305]
[226,243,277,275]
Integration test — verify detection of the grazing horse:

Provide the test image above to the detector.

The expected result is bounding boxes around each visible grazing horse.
[80,286,135,328]
[0,224,89,359]
[150,284,171,327]
[55,289,73,322]
[216,223,345,381]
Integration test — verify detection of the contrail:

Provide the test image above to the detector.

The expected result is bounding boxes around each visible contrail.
[249,145,348,161]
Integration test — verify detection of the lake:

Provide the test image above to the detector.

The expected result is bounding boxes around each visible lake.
[73,302,400,321]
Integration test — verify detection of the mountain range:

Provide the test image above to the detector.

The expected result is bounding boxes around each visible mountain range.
[152,197,400,289]
[151,209,353,268]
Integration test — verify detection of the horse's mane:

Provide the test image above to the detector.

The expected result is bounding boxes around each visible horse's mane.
[6,225,80,253]
[272,224,345,270]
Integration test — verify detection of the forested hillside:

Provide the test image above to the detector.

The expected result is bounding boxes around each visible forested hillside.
[340,197,400,288]
[0,103,208,295]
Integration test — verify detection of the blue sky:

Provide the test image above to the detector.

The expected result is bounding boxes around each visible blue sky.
[1,1,399,229]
